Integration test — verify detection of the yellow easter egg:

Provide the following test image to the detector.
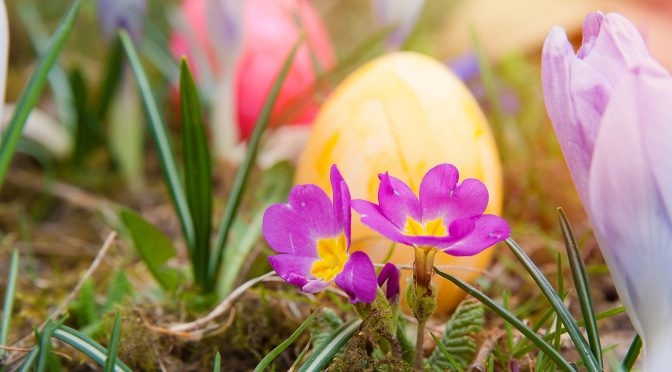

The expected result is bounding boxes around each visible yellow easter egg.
[295,52,503,316]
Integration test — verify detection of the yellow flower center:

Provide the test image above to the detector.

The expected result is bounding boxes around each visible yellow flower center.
[311,234,348,281]
[404,218,447,237]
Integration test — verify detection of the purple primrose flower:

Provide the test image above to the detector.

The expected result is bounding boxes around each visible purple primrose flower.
[352,164,510,256]
[262,165,377,303]
[377,263,400,303]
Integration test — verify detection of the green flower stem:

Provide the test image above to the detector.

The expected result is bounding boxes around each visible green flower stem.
[409,246,438,370]
[354,287,400,359]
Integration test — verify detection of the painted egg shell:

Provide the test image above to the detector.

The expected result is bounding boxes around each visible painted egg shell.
[295,52,503,316]
[170,0,335,140]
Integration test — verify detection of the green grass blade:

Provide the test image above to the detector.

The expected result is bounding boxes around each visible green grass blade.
[17,347,39,372]
[433,267,574,372]
[298,318,362,372]
[558,208,602,367]
[515,306,625,357]
[213,351,221,371]
[180,59,213,290]
[254,308,321,372]
[119,30,196,251]
[97,37,124,120]
[0,249,19,357]
[36,320,59,372]
[622,334,642,371]
[209,37,303,284]
[429,332,462,371]
[53,325,132,372]
[505,238,600,371]
[0,0,81,187]
[103,314,123,372]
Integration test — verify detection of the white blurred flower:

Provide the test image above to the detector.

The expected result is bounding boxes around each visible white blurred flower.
[371,0,425,49]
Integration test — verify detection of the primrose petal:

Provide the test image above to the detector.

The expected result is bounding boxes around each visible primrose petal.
[335,251,377,303]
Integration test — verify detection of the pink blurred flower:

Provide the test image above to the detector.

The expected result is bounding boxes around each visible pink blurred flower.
[543,11,672,370]
[171,0,335,141]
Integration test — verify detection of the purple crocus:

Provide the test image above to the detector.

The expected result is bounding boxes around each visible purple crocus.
[262,165,377,303]
[377,263,400,303]
[351,164,510,256]
[543,11,672,370]
[97,0,147,43]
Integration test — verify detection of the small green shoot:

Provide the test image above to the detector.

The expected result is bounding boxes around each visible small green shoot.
[622,334,642,371]
[103,314,122,372]
[0,249,19,358]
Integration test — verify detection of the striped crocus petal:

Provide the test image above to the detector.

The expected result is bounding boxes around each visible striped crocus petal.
[353,163,510,256]
[263,165,377,303]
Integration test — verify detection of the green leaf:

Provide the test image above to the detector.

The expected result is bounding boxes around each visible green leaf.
[53,325,132,372]
[0,249,19,358]
[504,238,600,371]
[622,334,641,371]
[97,37,124,120]
[213,351,221,372]
[433,267,574,372]
[36,320,60,372]
[209,37,303,285]
[254,308,321,372]
[429,332,461,372]
[298,318,362,372]
[428,297,484,370]
[0,0,81,186]
[179,59,213,290]
[70,279,99,327]
[103,270,133,312]
[558,208,602,367]
[309,308,343,349]
[103,314,122,372]
[120,209,182,291]
[218,161,294,296]
[396,317,414,364]
[120,30,196,252]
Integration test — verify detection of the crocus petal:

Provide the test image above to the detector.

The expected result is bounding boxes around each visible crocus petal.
[588,68,672,366]
[441,215,510,256]
[378,172,422,228]
[330,165,352,246]
[352,199,413,245]
[288,184,340,238]
[97,0,147,43]
[377,263,400,302]
[419,164,489,224]
[262,203,316,257]
[542,12,667,205]
[335,251,377,303]
[268,254,316,288]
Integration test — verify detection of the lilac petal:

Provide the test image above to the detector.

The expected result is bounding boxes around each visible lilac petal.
[441,215,510,256]
[419,164,489,224]
[377,263,400,302]
[330,165,352,246]
[268,254,317,289]
[335,251,377,303]
[588,69,672,351]
[542,26,594,203]
[352,199,413,246]
[263,203,316,257]
[378,172,422,228]
[288,184,340,238]
[97,0,146,43]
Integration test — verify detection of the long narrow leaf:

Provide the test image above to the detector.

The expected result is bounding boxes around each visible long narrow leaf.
[505,238,600,371]
[558,208,602,367]
[36,321,59,372]
[0,0,81,186]
[0,249,19,357]
[622,334,641,371]
[180,59,212,290]
[254,308,320,372]
[104,314,123,372]
[53,325,132,372]
[433,267,574,372]
[298,318,362,372]
[119,30,195,251]
[209,37,303,284]
[429,332,461,371]
[213,351,221,372]
[514,306,625,356]
[17,347,39,372]
[97,37,124,120]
